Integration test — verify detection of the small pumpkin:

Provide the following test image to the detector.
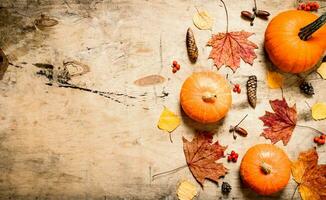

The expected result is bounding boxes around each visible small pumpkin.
[240,144,291,195]
[265,11,326,73]
[180,71,232,124]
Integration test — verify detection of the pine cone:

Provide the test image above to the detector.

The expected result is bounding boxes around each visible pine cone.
[186,28,198,63]
[299,81,314,96]
[221,182,232,193]
[247,75,257,108]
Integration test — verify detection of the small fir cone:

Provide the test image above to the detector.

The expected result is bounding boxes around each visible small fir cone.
[299,80,314,96]
[247,75,257,108]
[186,28,198,63]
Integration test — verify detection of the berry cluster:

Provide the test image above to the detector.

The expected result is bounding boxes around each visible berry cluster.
[171,60,180,73]
[314,135,325,145]
[297,1,320,11]
[227,151,239,162]
[232,84,241,94]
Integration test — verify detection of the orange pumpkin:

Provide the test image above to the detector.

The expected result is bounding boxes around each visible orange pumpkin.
[180,71,232,124]
[240,144,291,195]
[265,11,326,73]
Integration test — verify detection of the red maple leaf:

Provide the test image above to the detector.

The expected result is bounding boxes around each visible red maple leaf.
[207,31,258,72]
[259,98,297,145]
[183,132,227,186]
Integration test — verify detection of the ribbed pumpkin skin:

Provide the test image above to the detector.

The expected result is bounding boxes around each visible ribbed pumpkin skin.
[180,72,232,124]
[240,144,291,195]
[265,10,326,73]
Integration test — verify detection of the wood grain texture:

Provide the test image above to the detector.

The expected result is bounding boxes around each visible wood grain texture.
[0,0,325,199]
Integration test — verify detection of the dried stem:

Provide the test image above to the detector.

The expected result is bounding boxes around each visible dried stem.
[299,13,326,40]
[152,164,188,181]
[235,114,248,127]
[220,0,229,33]
[291,184,299,200]
[253,0,257,12]
[296,124,324,135]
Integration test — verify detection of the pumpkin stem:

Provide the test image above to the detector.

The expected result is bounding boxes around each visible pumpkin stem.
[298,12,326,41]
[260,162,272,175]
[202,92,217,102]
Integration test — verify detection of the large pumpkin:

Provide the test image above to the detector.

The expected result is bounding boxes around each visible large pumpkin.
[180,71,232,124]
[240,144,291,195]
[265,11,326,73]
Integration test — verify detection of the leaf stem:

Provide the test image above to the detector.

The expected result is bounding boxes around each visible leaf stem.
[152,164,188,181]
[296,124,324,135]
[291,184,299,200]
[220,0,228,33]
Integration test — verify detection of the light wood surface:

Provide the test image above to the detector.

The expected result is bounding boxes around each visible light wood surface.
[0,0,325,199]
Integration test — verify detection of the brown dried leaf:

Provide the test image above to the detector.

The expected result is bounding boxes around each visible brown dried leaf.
[183,132,227,186]
[291,148,326,200]
[207,31,258,72]
[134,75,165,86]
[259,98,297,145]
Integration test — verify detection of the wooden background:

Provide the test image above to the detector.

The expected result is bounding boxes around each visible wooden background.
[0,0,325,199]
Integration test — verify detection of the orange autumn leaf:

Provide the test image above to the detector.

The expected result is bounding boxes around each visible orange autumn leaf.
[183,132,227,186]
[259,98,297,145]
[207,31,258,72]
[291,148,326,200]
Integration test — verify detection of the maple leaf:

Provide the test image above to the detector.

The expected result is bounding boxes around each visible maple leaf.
[182,132,227,186]
[259,98,297,145]
[291,148,326,200]
[207,31,258,72]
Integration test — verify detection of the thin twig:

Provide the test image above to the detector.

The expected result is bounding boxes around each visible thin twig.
[152,164,188,181]
[291,185,299,200]
[220,0,228,33]
[253,0,257,12]
[159,33,163,74]
[305,101,311,109]
[169,133,173,143]
[296,124,324,135]
[235,114,248,127]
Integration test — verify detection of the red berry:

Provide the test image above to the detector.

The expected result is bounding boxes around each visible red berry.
[320,135,325,140]
[301,4,306,10]
[175,64,180,70]
[172,68,177,73]
[314,137,320,143]
[234,153,239,159]
[232,157,237,162]
[227,156,232,162]
[306,5,311,11]
[235,84,240,88]
[233,87,237,93]
[237,88,241,93]
[319,139,325,145]
[315,3,319,9]
[172,61,177,66]
[231,150,235,155]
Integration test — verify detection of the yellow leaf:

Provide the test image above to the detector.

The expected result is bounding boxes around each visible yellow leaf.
[311,102,326,120]
[317,62,326,79]
[267,70,283,89]
[299,185,320,200]
[157,107,180,133]
[193,11,213,30]
[177,180,197,200]
[291,160,305,184]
